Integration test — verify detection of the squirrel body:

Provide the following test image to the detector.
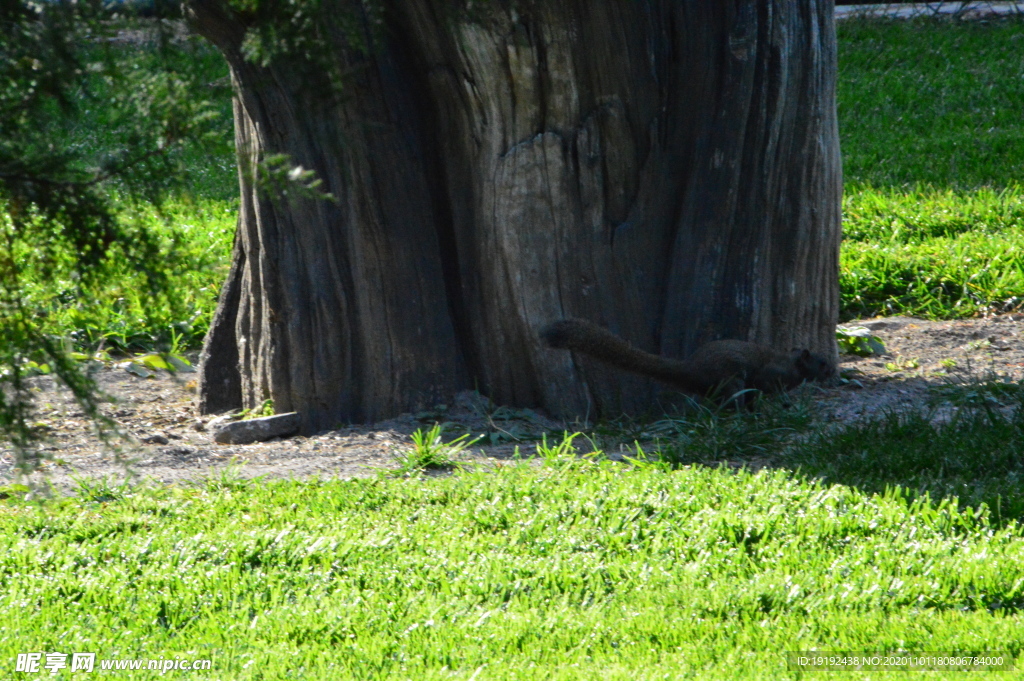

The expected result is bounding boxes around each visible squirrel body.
[541,318,833,397]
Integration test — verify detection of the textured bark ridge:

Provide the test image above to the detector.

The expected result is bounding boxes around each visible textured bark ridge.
[187,0,842,430]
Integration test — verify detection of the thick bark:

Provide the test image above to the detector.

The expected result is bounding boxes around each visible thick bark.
[187,0,841,430]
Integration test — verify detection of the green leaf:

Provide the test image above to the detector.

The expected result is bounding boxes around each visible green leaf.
[23,361,52,376]
[836,326,886,356]
[137,353,172,371]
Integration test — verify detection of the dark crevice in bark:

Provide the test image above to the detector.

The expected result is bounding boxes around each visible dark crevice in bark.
[531,17,550,137]
[390,13,481,391]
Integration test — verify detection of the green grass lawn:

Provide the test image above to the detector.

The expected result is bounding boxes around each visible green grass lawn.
[839,16,1024,320]
[3,445,1023,680]
[839,18,1024,189]
[840,185,1024,319]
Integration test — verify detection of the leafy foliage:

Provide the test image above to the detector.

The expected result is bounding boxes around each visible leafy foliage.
[0,1,229,469]
[226,0,382,100]
[835,325,886,356]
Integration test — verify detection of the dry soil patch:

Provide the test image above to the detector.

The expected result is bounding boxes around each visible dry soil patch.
[3,314,1024,492]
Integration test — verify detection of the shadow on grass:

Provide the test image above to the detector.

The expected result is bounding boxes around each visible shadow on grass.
[644,383,1024,527]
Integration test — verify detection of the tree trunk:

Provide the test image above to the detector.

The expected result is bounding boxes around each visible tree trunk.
[187,0,841,430]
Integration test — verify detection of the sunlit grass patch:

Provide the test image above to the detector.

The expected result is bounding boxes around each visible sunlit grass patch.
[2,452,1023,679]
[839,186,1024,319]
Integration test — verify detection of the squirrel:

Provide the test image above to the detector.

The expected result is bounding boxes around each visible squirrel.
[540,318,834,399]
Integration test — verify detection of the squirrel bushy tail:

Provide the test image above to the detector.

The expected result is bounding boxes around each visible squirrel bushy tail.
[540,318,705,390]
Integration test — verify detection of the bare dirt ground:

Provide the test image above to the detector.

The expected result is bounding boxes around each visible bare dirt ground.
[3,314,1024,492]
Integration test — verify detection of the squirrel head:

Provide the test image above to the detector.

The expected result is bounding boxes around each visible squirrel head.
[792,348,835,381]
